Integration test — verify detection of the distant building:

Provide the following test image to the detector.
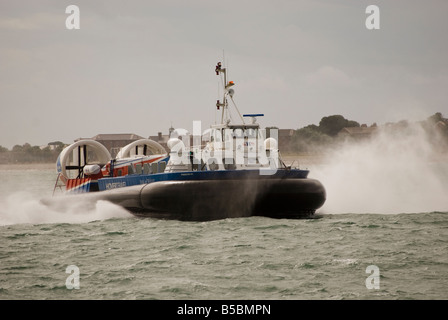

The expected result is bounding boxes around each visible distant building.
[278,129,294,151]
[76,133,145,158]
[150,125,209,150]
[148,131,171,151]
[265,128,294,151]
[75,126,296,158]
[337,125,377,140]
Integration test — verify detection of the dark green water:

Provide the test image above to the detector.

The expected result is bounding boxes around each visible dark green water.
[0,169,447,300]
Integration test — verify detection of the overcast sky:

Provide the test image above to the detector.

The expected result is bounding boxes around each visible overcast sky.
[1,0,447,148]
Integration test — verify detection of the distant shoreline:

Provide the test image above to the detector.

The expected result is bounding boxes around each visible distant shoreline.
[0,163,55,170]
[1,151,446,171]
[0,155,328,171]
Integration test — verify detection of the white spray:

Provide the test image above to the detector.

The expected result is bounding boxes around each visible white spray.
[310,123,448,214]
[0,192,130,226]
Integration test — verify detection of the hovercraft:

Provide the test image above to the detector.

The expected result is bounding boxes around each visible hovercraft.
[52,62,326,221]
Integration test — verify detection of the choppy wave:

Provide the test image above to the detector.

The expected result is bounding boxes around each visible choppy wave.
[1,212,447,299]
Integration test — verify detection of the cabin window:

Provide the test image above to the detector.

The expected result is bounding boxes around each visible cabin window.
[224,158,236,170]
[208,158,219,171]
[247,158,258,165]
[246,128,258,138]
[232,129,244,139]
[210,129,222,143]
[209,163,219,171]
[223,129,233,141]
[151,163,158,174]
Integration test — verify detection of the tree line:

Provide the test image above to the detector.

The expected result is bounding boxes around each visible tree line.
[285,112,448,153]
[0,141,66,164]
[1,112,447,163]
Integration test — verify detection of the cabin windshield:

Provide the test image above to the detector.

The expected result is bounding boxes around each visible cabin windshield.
[246,128,258,139]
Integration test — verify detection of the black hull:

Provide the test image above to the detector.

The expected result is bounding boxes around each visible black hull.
[93,178,326,221]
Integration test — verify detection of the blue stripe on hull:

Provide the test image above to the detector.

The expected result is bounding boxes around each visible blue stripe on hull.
[98,169,309,191]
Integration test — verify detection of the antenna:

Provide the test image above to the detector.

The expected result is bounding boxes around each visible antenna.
[222,49,225,71]
[214,59,244,125]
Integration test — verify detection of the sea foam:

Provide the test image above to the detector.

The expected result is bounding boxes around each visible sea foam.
[0,191,131,226]
[311,123,448,214]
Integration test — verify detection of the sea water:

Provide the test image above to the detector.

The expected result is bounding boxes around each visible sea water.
[0,166,446,301]
[0,125,447,300]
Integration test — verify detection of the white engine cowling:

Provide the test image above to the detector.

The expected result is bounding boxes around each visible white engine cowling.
[264,137,278,150]
[56,140,111,179]
[116,139,167,159]
[167,138,184,150]
[83,164,101,176]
